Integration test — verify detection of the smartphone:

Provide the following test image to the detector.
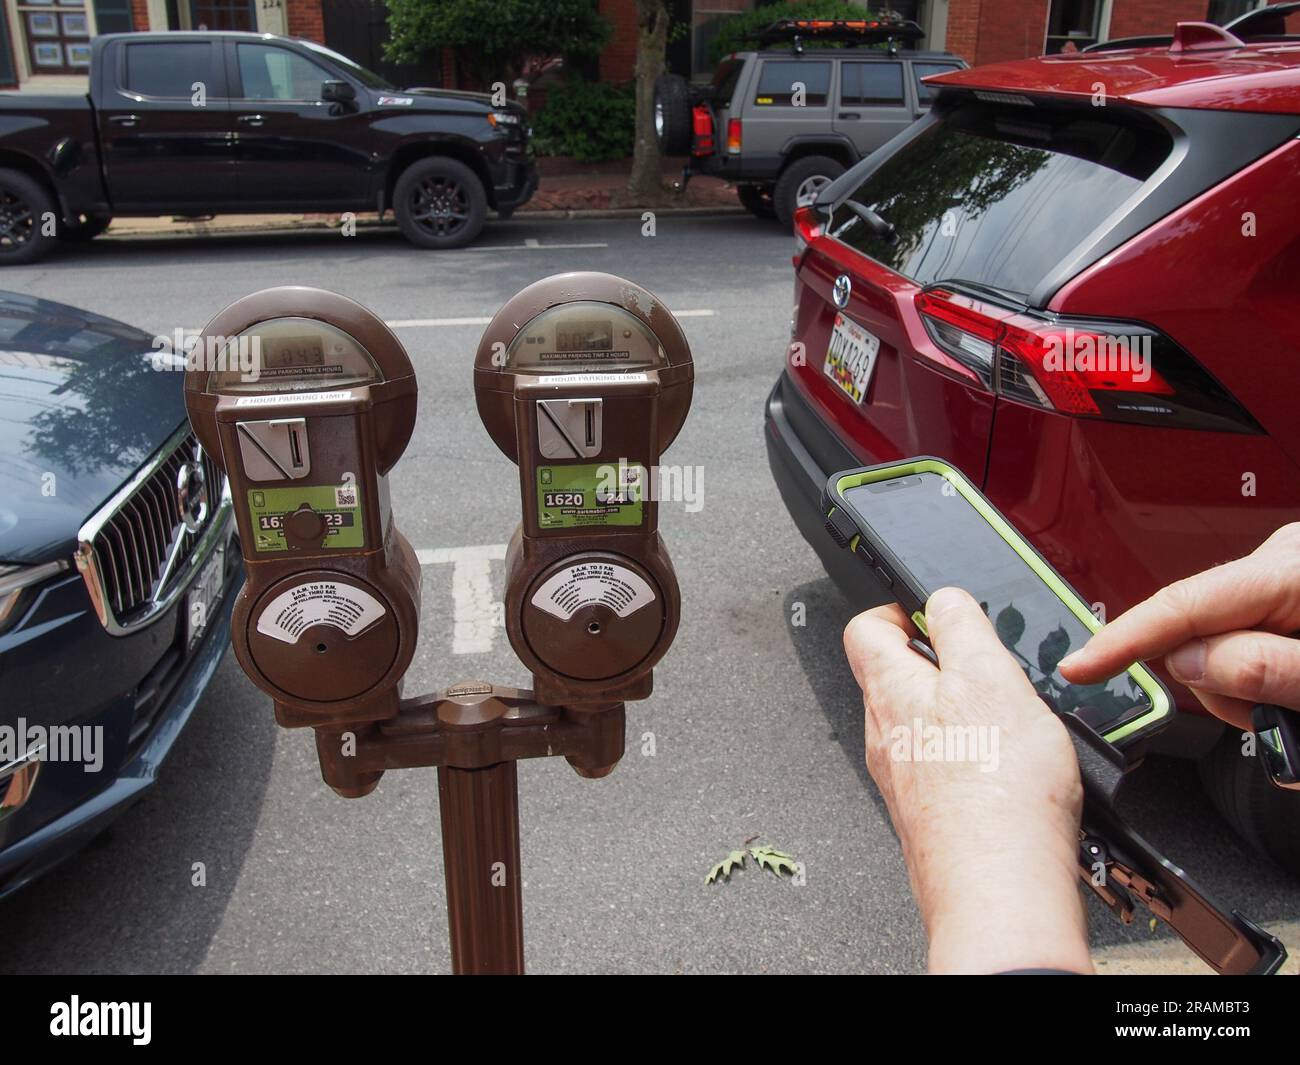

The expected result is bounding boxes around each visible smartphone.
[824,456,1173,751]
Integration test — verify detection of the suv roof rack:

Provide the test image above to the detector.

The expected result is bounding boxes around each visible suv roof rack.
[756,17,926,55]
[1082,1,1300,53]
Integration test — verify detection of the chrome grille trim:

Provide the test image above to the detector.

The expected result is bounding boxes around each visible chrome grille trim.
[74,423,232,636]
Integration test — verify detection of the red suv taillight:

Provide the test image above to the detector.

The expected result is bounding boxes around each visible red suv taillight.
[915,288,1259,433]
[726,118,742,154]
[793,205,822,264]
[691,105,714,157]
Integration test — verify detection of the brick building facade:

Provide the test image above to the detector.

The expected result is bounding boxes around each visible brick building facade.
[0,0,1287,90]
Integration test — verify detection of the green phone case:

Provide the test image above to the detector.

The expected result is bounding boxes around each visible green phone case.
[823,456,1173,750]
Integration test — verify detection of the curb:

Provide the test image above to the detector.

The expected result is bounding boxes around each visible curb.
[103,205,748,239]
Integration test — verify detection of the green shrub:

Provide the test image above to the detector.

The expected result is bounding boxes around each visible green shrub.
[532,79,637,163]
[708,1,881,67]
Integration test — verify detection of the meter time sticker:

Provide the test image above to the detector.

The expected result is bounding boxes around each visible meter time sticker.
[247,485,364,551]
[537,463,645,529]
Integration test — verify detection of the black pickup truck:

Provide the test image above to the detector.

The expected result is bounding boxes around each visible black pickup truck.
[0,32,537,263]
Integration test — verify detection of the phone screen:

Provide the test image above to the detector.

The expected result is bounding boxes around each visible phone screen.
[842,472,1154,736]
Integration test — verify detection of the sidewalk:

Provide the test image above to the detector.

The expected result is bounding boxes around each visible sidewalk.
[104,156,741,238]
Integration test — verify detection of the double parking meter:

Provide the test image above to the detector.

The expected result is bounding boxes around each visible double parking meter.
[185,275,694,972]
[184,287,422,754]
[474,272,694,709]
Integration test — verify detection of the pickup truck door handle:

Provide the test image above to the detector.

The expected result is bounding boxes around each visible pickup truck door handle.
[108,114,140,127]
[237,114,266,127]
[838,112,861,120]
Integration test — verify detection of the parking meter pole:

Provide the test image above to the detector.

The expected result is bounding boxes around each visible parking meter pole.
[438,762,524,975]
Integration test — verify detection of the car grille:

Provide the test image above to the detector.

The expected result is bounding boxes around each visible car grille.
[75,424,229,635]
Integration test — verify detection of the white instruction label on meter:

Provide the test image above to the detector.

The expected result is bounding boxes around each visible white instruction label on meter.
[256,581,386,644]
[531,562,655,621]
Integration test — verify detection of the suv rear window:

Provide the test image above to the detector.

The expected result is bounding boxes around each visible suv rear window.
[711,59,742,109]
[829,99,1172,301]
[755,60,830,106]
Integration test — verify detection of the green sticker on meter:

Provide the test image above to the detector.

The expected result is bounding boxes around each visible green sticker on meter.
[247,484,364,551]
[537,463,645,529]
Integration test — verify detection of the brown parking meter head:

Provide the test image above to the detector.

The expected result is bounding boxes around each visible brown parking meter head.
[473,271,694,463]
[474,273,692,707]
[183,287,421,742]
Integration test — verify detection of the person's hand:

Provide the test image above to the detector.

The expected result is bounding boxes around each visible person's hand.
[1059,523,1300,731]
[844,586,1090,974]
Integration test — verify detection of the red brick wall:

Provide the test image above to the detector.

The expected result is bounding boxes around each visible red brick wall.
[287,0,325,42]
[944,0,982,64]
[599,0,638,84]
[978,0,1049,64]
[944,0,1048,65]
[130,0,150,30]
[1108,0,1205,39]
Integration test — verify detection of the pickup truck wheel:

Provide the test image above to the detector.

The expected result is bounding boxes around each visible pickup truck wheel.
[654,75,693,155]
[394,157,488,249]
[737,183,776,219]
[0,169,56,265]
[59,213,112,242]
[774,156,845,229]
[1199,725,1300,877]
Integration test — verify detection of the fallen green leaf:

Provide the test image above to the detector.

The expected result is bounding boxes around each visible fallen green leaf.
[750,844,798,877]
[705,849,747,884]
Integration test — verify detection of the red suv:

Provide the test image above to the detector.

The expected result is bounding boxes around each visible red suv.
[764,18,1300,874]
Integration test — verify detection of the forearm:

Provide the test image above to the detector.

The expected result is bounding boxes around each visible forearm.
[916,839,1092,974]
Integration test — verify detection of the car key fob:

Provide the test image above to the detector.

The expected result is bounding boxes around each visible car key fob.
[1253,703,1300,791]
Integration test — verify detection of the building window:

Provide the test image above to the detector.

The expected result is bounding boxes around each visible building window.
[188,0,255,32]
[16,0,91,75]
[1045,0,1101,53]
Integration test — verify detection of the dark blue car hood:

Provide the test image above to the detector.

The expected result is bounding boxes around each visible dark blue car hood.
[0,291,185,565]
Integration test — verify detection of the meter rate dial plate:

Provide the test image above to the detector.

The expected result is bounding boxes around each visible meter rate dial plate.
[521,553,665,681]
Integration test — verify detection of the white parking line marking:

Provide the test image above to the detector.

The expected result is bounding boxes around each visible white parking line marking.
[386,309,715,328]
[459,241,609,252]
[417,544,507,655]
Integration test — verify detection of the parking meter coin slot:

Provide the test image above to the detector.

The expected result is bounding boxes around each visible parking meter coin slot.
[237,417,311,480]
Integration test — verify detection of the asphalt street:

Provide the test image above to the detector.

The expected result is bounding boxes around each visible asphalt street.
[2,216,1298,974]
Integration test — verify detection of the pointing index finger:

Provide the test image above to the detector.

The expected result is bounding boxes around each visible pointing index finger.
[1060,552,1300,683]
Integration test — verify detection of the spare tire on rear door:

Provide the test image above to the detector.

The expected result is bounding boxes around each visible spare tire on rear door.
[654,74,692,155]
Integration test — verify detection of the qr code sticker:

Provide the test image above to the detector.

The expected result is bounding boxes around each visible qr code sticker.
[335,485,358,508]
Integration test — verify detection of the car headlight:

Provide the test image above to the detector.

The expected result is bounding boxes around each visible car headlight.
[0,560,68,633]
[487,111,521,128]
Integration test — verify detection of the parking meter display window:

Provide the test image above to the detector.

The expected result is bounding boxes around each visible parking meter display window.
[208,318,384,393]
[537,463,645,529]
[506,302,666,372]
[246,484,365,551]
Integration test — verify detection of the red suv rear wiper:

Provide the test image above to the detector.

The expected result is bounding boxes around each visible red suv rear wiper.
[930,277,1027,311]
[833,200,897,244]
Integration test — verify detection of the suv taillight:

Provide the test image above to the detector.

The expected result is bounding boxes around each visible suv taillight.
[691,105,714,157]
[793,205,822,265]
[915,288,1260,433]
[726,118,742,154]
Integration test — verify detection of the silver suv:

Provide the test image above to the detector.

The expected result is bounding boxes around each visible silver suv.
[656,19,965,226]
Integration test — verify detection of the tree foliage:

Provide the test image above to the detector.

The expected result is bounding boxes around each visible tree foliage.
[385,0,612,85]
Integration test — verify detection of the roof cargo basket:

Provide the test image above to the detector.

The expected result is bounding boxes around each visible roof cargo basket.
[756,17,926,55]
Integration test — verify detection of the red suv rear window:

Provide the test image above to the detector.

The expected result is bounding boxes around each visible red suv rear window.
[828,99,1172,302]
